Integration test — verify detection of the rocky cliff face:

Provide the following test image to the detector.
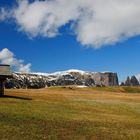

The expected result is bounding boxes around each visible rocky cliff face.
[5,70,119,89]
[91,72,118,86]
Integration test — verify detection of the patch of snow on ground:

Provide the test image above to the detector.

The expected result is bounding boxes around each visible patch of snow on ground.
[76,85,88,88]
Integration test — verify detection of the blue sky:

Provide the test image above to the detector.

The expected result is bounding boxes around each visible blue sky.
[0,0,140,81]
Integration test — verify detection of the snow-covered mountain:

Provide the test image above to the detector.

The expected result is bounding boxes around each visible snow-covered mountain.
[5,69,119,89]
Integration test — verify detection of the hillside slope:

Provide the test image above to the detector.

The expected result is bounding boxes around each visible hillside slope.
[0,88,139,140]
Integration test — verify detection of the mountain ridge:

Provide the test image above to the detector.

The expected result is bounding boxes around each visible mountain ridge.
[6,69,119,89]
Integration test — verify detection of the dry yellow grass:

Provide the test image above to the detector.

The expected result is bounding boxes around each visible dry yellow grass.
[0,87,139,140]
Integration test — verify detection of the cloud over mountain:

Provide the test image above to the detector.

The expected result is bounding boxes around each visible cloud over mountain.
[1,0,140,47]
[0,48,31,72]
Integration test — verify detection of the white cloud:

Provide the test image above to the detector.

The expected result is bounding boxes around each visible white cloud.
[0,8,6,21]
[1,0,140,47]
[0,48,31,72]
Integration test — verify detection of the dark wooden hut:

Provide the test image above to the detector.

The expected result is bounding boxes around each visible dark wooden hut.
[0,65,12,96]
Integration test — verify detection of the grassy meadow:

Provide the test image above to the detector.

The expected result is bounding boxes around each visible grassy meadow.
[0,86,140,140]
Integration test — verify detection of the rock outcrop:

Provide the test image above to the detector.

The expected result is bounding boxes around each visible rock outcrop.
[5,70,119,89]
[130,76,139,86]
[124,76,131,86]
[123,76,139,86]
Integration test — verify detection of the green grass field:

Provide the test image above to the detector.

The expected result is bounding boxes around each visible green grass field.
[0,86,140,140]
